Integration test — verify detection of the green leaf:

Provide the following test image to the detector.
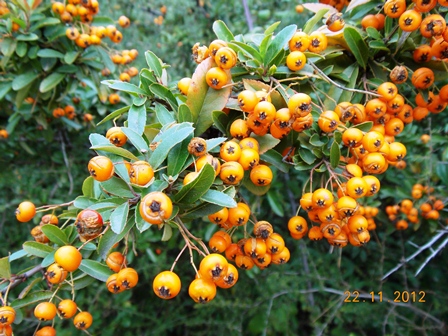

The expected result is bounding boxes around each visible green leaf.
[37,48,64,58]
[259,34,273,59]
[366,27,383,40]
[100,177,135,198]
[0,82,12,100]
[39,72,65,93]
[58,65,77,73]
[252,134,280,154]
[148,83,179,111]
[303,8,330,34]
[206,137,227,152]
[229,41,263,64]
[88,198,126,211]
[344,26,369,69]
[16,33,39,41]
[330,141,341,169]
[74,196,95,209]
[145,51,163,78]
[200,189,237,208]
[90,145,140,161]
[161,224,172,242]
[97,216,135,260]
[309,134,327,147]
[265,21,281,36]
[186,57,232,135]
[181,203,224,219]
[17,277,43,301]
[111,157,130,183]
[64,51,79,64]
[96,46,116,73]
[82,176,95,198]
[60,273,96,291]
[101,80,146,96]
[12,291,53,309]
[22,241,54,259]
[299,148,316,165]
[41,251,55,268]
[212,20,235,42]
[369,40,389,51]
[15,41,28,57]
[178,104,194,123]
[97,106,130,126]
[12,72,39,91]
[352,121,373,132]
[264,24,297,66]
[339,64,360,103]
[260,150,289,173]
[61,117,82,131]
[0,257,11,279]
[9,249,27,262]
[29,17,60,31]
[267,191,284,217]
[211,111,229,135]
[92,16,115,26]
[1,38,17,57]
[135,204,151,233]
[149,124,194,169]
[133,96,147,106]
[127,104,146,136]
[110,202,129,234]
[173,164,215,203]
[155,103,175,125]
[167,137,192,176]
[40,225,69,246]
[121,127,149,154]
[79,260,113,282]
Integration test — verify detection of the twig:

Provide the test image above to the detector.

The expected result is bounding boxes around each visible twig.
[415,236,448,276]
[170,244,188,272]
[309,62,381,97]
[36,201,74,212]
[0,265,44,295]
[382,228,447,280]
[315,297,344,336]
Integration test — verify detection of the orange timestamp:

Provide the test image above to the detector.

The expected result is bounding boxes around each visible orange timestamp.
[344,290,426,303]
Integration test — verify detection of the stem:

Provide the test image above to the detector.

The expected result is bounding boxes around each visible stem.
[309,62,381,98]
[1,265,45,295]
[176,218,210,255]
[324,161,345,196]
[170,244,188,272]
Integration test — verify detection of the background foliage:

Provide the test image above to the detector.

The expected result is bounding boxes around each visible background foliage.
[1,0,447,335]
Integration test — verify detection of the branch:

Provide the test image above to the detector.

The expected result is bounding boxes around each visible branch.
[382,228,447,280]
[415,236,448,276]
[1,264,44,295]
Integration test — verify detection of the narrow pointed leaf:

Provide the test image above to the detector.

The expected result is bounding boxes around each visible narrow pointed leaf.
[23,242,54,258]
[212,20,235,42]
[79,259,113,282]
[173,164,215,203]
[40,225,69,246]
[110,202,130,234]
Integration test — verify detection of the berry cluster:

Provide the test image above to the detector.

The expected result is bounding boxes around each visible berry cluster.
[386,184,445,229]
